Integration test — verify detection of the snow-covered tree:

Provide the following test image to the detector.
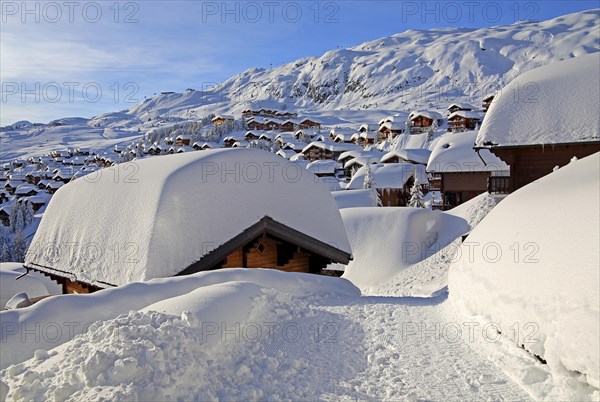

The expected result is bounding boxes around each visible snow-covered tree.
[0,226,11,262]
[11,230,28,262]
[23,202,35,226]
[363,164,374,189]
[408,177,426,208]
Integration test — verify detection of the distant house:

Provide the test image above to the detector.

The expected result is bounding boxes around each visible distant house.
[306,160,339,178]
[347,163,428,207]
[298,118,321,129]
[378,122,404,141]
[476,54,600,193]
[447,103,475,114]
[25,149,352,293]
[245,131,260,141]
[380,149,431,165]
[427,131,509,208]
[14,184,38,198]
[482,94,495,112]
[301,141,362,162]
[447,111,482,132]
[212,115,235,126]
[175,134,191,146]
[408,111,443,134]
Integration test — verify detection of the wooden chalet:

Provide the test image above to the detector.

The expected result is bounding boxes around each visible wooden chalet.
[447,103,475,114]
[482,142,600,193]
[175,135,191,147]
[378,122,404,141]
[447,111,481,132]
[212,115,235,126]
[299,118,321,129]
[482,94,495,112]
[24,149,353,294]
[475,53,600,194]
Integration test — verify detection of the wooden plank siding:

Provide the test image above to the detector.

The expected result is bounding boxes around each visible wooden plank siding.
[488,142,600,192]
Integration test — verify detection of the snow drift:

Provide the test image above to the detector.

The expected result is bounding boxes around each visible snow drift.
[0,268,359,370]
[25,149,351,287]
[341,208,470,291]
[449,153,600,388]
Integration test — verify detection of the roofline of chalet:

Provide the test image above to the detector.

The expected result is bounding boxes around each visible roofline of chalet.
[474,139,600,150]
[176,216,351,276]
[25,215,352,289]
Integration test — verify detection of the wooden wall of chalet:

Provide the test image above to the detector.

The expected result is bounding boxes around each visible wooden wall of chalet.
[442,172,490,192]
[378,188,408,207]
[491,142,600,192]
[221,236,312,273]
[440,171,490,208]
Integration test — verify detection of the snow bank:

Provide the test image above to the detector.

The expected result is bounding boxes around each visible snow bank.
[477,53,600,146]
[341,208,470,291]
[26,149,351,286]
[427,131,508,173]
[449,153,600,388]
[0,263,61,308]
[445,192,504,229]
[331,189,380,209]
[0,268,359,369]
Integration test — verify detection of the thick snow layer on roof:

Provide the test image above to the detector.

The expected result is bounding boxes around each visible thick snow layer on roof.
[306,159,339,175]
[380,148,431,165]
[341,208,470,291]
[477,53,600,146]
[25,149,351,286]
[449,153,600,387]
[302,141,362,154]
[331,189,380,209]
[447,110,482,120]
[347,163,427,190]
[427,131,509,173]
[409,110,443,121]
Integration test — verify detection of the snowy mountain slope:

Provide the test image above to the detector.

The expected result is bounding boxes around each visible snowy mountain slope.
[2,9,598,162]
[144,9,599,118]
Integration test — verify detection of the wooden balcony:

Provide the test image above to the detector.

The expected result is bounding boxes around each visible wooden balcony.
[488,176,511,194]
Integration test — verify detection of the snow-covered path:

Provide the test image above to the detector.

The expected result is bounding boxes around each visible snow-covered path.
[316,294,531,401]
[273,293,532,401]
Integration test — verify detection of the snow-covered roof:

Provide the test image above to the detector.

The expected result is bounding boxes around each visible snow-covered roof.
[380,149,432,165]
[379,121,405,131]
[344,156,381,169]
[477,53,600,147]
[359,123,379,132]
[337,149,381,162]
[306,159,339,175]
[447,102,475,111]
[212,114,234,121]
[447,110,483,120]
[14,184,38,195]
[409,110,443,121]
[26,149,351,286]
[301,141,362,154]
[331,189,380,209]
[347,163,427,189]
[427,131,509,173]
[276,149,296,159]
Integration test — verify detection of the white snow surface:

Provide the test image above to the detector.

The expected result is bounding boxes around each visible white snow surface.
[477,53,600,146]
[347,163,428,189]
[331,189,380,209]
[341,207,470,292]
[427,131,509,173]
[0,263,61,308]
[25,149,351,286]
[449,153,600,388]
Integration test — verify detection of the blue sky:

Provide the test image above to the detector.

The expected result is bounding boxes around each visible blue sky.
[1,0,598,125]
